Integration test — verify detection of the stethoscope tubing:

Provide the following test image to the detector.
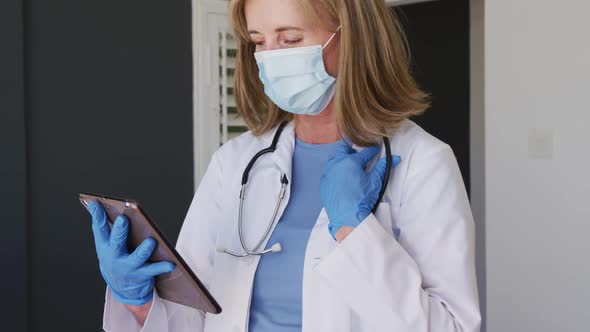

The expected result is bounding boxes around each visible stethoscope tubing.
[223,121,391,257]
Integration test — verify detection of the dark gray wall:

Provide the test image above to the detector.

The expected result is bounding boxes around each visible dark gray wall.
[2,0,195,331]
[400,0,471,192]
[0,0,28,330]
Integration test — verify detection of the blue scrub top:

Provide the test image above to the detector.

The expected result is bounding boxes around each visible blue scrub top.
[248,136,343,332]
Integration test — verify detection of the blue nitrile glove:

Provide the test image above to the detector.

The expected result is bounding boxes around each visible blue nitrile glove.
[320,141,401,239]
[88,200,175,305]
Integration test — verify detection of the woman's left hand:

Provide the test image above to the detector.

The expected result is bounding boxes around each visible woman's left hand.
[320,141,401,241]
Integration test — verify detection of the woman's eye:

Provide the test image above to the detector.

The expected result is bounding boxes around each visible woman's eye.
[284,39,302,45]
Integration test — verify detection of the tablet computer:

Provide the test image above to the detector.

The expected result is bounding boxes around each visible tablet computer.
[79,192,222,314]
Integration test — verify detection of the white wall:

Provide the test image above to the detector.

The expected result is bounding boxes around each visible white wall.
[479,0,590,331]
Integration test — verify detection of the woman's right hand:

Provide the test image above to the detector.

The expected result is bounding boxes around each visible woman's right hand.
[88,200,176,306]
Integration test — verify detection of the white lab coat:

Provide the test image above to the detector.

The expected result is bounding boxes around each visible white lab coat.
[102,119,481,332]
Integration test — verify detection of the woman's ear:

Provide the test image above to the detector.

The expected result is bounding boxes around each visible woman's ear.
[323,33,341,77]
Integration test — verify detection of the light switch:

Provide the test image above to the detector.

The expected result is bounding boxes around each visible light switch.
[528,128,555,159]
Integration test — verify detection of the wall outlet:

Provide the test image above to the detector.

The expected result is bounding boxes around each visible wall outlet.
[528,128,555,159]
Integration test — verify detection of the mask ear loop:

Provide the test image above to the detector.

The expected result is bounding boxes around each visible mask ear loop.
[322,25,342,49]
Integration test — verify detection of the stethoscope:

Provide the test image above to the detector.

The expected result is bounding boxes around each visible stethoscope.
[220,121,392,257]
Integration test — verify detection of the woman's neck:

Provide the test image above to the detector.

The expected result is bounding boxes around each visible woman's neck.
[294,101,342,144]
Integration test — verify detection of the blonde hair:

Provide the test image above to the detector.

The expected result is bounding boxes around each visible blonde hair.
[230,0,429,146]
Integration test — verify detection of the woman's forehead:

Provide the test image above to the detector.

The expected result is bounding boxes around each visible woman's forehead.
[244,0,317,33]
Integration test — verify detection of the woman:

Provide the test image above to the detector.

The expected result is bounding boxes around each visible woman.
[89,0,481,331]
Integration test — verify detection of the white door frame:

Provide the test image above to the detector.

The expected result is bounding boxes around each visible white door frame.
[192,0,230,189]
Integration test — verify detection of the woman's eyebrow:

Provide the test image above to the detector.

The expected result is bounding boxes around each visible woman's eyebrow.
[275,26,304,33]
[248,26,304,34]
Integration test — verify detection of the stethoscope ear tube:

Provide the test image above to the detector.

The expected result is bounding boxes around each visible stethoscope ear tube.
[371,137,392,214]
[241,121,288,186]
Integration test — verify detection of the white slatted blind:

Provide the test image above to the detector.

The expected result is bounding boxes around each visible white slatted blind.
[218,31,248,144]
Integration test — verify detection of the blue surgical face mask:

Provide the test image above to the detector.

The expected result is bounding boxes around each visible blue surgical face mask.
[254,26,341,115]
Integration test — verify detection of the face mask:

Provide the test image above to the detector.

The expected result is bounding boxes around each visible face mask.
[254,26,341,115]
